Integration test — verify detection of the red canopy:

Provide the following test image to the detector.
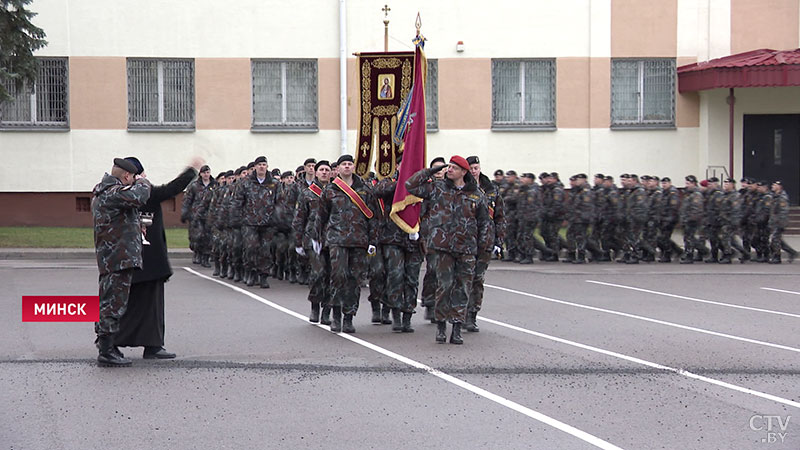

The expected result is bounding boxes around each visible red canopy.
[677,48,800,92]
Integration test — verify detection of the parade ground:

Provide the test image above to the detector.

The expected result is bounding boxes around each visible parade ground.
[2,257,798,449]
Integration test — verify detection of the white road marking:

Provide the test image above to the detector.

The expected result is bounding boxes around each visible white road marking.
[485,284,800,354]
[184,267,623,450]
[476,316,800,410]
[586,280,800,319]
[761,287,800,296]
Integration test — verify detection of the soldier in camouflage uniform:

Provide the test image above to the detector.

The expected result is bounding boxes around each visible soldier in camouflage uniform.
[406,156,491,345]
[92,158,152,367]
[218,171,237,278]
[500,170,521,261]
[207,172,228,276]
[586,174,607,262]
[541,173,566,261]
[293,161,332,323]
[768,181,797,263]
[313,155,379,334]
[679,175,707,264]
[703,177,725,263]
[601,176,622,260]
[293,158,318,285]
[563,174,594,264]
[619,174,648,264]
[273,171,299,282]
[640,176,662,262]
[466,156,505,332]
[738,178,756,262]
[367,175,391,325]
[232,156,280,288]
[420,157,447,322]
[224,168,247,282]
[181,165,215,267]
[752,181,773,262]
[658,177,682,262]
[514,173,541,264]
[718,177,743,264]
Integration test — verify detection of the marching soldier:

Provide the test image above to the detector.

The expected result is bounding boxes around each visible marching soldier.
[679,175,706,264]
[739,178,756,262]
[658,177,681,262]
[273,171,298,282]
[753,181,773,262]
[541,173,566,261]
[703,177,724,263]
[420,157,447,322]
[620,174,647,264]
[563,174,594,264]
[181,165,215,266]
[768,181,797,263]
[294,158,318,285]
[641,176,662,262]
[719,177,743,264]
[515,173,542,264]
[587,174,607,262]
[500,170,521,261]
[601,175,622,261]
[208,172,228,276]
[406,156,491,345]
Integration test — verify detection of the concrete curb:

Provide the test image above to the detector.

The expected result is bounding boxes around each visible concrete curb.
[0,248,192,260]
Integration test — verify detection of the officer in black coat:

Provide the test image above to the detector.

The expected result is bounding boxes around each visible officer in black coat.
[115,156,205,359]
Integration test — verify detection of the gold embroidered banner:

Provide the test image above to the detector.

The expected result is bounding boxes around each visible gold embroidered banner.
[355,51,414,179]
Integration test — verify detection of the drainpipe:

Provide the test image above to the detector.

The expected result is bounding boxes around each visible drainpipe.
[339,0,348,156]
[727,88,735,177]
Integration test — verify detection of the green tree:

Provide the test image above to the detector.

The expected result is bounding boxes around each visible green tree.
[0,0,48,103]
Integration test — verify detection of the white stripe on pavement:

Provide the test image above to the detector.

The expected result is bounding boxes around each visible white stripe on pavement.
[485,284,800,354]
[761,287,800,296]
[183,267,623,450]
[476,316,800,410]
[587,280,800,319]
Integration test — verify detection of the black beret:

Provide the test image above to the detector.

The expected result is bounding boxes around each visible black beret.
[652,176,660,182]
[254,156,268,164]
[216,172,226,179]
[124,157,145,176]
[113,157,139,174]
[466,156,480,165]
[539,172,550,179]
[568,175,577,181]
[620,174,630,179]
[429,156,446,167]
[661,177,671,182]
[200,165,210,173]
[708,176,719,183]
[303,158,317,166]
[594,173,604,179]
[641,175,651,181]
[522,173,535,179]
[296,166,304,173]
[740,177,749,183]
[315,160,331,171]
[225,170,234,177]
[685,175,698,183]
[493,169,504,176]
[773,180,783,186]
[551,172,559,178]
[337,154,354,165]
[234,167,244,176]
[724,177,736,183]
[505,170,517,176]
[238,166,247,173]
[281,171,294,178]
[630,174,638,179]
[576,173,587,179]
[271,168,281,176]
[604,175,614,181]
[330,161,339,168]
[247,161,256,169]
[757,180,769,186]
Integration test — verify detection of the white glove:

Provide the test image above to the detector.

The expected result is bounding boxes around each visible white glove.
[409,232,419,241]
[312,239,322,255]
[492,246,502,256]
[295,246,306,256]
[367,245,376,256]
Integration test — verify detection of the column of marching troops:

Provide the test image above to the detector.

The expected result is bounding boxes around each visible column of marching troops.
[180,155,796,345]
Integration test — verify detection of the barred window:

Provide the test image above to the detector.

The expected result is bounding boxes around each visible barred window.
[252,59,318,131]
[611,59,675,128]
[425,59,438,131]
[492,59,555,129]
[0,58,69,129]
[127,59,194,130]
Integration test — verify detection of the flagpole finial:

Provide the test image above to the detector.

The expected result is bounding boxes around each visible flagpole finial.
[415,12,422,36]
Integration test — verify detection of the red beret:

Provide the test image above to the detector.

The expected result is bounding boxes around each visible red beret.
[449,155,469,171]
[700,179,709,187]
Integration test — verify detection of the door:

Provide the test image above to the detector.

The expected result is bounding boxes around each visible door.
[743,114,800,205]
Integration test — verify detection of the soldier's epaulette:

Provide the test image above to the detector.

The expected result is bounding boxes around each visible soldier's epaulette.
[468,193,481,200]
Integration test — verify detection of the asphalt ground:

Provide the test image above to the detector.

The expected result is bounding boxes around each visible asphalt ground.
[1,257,798,449]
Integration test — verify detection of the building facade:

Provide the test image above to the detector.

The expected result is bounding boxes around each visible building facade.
[1,0,799,225]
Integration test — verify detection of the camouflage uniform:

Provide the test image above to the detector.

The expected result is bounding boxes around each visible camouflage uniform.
[293,176,316,283]
[181,178,216,259]
[224,179,244,278]
[679,186,705,261]
[469,174,506,317]
[587,184,607,260]
[499,180,521,259]
[406,169,491,324]
[367,178,387,320]
[314,175,379,318]
[753,190,773,261]
[515,182,542,261]
[719,188,743,261]
[658,185,681,261]
[622,182,648,262]
[293,180,330,305]
[739,187,757,260]
[206,182,227,273]
[92,174,152,336]
[601,185,622,258]
[273,181,299,281]
[641,185,662,261]
[704,186,725,261]
[565,182,595,262]
[419,180,438,312]
[769,190,795,262]
[541,182,566,260]
[232,172,280,281]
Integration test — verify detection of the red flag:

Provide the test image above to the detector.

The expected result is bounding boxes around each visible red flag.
[390,37,427,233]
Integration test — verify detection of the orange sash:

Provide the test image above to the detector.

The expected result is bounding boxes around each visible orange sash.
[333,177,374,219]
[309,183,323,197]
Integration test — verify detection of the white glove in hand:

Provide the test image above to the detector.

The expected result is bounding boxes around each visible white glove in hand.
[492,246,502,256]
[367,245,376,256]
[409,232,419,241]
[295,246,306,256]
[312,239,322,255]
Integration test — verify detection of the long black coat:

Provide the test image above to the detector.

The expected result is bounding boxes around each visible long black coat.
[132,167,197,284]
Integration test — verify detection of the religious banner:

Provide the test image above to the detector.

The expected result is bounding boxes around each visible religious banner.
[355,51,414,179]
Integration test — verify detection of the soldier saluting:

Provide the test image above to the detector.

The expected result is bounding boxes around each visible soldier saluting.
[92,158,152,367]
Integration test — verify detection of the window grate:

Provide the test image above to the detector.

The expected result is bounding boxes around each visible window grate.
[127,58,194,129]
[0,58,69,129]
[492,59,555,129]
[252,59,318,130]
[611,59,675,127]
[425,59,438,131]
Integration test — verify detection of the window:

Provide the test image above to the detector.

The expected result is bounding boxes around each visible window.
[252,59,318,131]
[425,59,438,131]
[491,59,555,129]
[127,58,194,130]
[611,59,675,128]
[0,57,69,129]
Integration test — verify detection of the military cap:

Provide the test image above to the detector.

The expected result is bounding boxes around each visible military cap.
[303,158,317,166]
[466,156,480,165]
[225,170,234,177]
[740,177,749,183]
[604,175,614,181]
[724,177,736,183]
[539,172,550,179]
[315,160,331,171]
[756,180,769,186]
[295,166,304,173]
[330,161,339,168]
[247,161,256,169]
[270,168,280,176]
[234,167,244,176]
[337,154,354,165]
[708,176,719,183]
[551,172,560,179]
[199,165,210,173]
[430,156,446,167]
[652,176,660,182]
[661,177,671,182]
[216,172,226,179]
[506,170,518,176]
[123,157,144,175]
[281,171,294,179]
[641,175,651,181]
[685,175,698,183]
[576,173,587,179]
[630,174,638,180]
[594,173,604,179]
[113,157,139,174]
[773,180,783,186]
[522,173,536,179]
[493,169,504,177]
[620,173,630,179]
[699,179,709,187]
[449,155,470,171]
[254,156,268,164]
[568,175,577,181]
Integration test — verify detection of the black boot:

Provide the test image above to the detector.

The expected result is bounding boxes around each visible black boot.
[371,302,382,324]
[143,346,176,359]
[572,251,586,264]
[233,265,242,283]
[658,252,671,263]
[401,312,414,333]
[289,268,298,284]
[226,263,235,279]
[450,323,463,345]
[518,255,533,264]
[435,321,447,343]
[381,305,393,325]
[718,255,732,264]
[342,314,355,333]
[97,335,131,367]
[320,305,332,325]
[424,306,435,323]
[330,306,342,332]
[391,308,403,332]
[201,254,212,268]
[192,252,200,265]
[212,260,221,277]
[679,254,694,264]
[246,269,256,287]
[220,262,228,278]
[309,302,320,323]
[276,266,284,281]
[464,311,480,332]
[259,273,270,288]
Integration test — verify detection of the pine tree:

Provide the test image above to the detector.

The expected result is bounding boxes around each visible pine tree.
[0,0,48,103]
